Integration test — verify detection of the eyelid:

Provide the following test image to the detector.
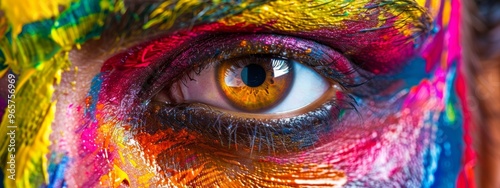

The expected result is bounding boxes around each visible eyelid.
[100,32,364,154]
[143,34,363,99]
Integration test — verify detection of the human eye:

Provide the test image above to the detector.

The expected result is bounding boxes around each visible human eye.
[154,34,355,116]
[82,1,439,185]
[112,33,364,155]
[160,54,333,114]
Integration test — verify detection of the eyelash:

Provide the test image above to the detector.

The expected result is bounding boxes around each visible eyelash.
[123,33,370,153]
[145,95,357,154]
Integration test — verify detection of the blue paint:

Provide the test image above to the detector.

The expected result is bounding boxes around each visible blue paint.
[46,154,70,188]
[84,73,103,122]
[369,56,431,101]
[424,62,464,188]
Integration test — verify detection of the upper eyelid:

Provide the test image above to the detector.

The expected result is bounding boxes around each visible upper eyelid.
[103,21,408,105]
[108,26,426,86]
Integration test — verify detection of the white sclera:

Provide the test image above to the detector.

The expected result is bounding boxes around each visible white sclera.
[264,60,328,113]
[180,60,329,114]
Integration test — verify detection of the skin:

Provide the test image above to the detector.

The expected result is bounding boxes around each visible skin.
[52,32,146,186]
[0,0,486,187]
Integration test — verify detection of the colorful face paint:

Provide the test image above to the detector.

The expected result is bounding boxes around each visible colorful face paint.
[0,0,474,187]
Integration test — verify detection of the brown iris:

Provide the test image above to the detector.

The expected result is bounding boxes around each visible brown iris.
[217,56,293,112]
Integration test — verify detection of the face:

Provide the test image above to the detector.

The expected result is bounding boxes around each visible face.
[0,0,473,187]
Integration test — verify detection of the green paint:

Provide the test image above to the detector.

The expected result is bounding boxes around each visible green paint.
[17,20,60,68]
[445,102,456,123]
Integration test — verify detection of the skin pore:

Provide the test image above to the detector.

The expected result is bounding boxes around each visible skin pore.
[0,0,478,187]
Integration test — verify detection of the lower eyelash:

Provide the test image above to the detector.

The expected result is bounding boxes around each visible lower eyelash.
[143,95,358,155]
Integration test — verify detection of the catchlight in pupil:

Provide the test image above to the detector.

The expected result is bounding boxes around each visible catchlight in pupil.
[218,56,293,112]
[163,53,331,115]
[241,64,266,87]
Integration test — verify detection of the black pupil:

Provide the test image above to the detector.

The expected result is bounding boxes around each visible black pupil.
[241,64,266,87]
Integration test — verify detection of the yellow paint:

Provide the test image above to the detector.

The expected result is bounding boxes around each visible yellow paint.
[221,0,429,37]
[0,0,74,35]
[95,121,157,187]
[0,67,7,78]
[0,52,69,187]
[114,0,126,14]
[50,0,118,50]
[5,101,55,187]
[414,0,444,19]
[51,14,105,50]
[416,0,427,7]
[101,165,130,188]
[427,0,442,19]
[442,0,451,27]
[144,0,203,30]
[0,0,126,184]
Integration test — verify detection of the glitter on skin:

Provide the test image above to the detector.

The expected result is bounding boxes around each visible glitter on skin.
[0,0,473,187]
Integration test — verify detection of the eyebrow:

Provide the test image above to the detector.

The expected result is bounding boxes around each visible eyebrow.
[99,0,269,42]
[103,0,429,43]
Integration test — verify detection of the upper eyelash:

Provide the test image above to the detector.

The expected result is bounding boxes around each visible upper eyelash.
[148,34,369,98]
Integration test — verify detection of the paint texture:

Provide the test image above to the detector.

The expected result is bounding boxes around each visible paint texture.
[0,0,474,187]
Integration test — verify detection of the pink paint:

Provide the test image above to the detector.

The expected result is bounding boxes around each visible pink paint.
[80,121,99,154]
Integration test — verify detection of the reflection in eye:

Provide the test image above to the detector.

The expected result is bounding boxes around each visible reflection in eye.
[218,56,295,112]
[162,55,333,114]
